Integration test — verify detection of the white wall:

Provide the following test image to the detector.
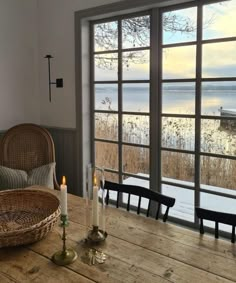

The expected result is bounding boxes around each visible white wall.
[38,0,122,128]
[0,0,39,130]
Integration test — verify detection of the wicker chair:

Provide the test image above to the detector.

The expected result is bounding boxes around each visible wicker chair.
[0,123,59,190]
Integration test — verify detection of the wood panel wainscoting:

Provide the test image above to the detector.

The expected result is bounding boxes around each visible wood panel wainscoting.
[46,127,77,195]
[0,126,78,195]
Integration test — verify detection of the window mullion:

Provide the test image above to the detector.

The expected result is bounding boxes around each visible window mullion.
[118,19,123,183]
[150,8,161,194]
[195,3,203,224]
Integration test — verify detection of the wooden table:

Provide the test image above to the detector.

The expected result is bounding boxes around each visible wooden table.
[1,188,236,283]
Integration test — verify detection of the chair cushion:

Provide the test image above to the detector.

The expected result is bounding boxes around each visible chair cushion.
[0,163,56,190]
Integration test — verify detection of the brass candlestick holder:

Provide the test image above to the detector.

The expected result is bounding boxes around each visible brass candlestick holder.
[52,214,77,265]
[87,225,107,243]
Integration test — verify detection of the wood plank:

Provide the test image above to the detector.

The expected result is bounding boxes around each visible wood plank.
[28,229,169,283]
[0,246,94,283]
[65,194,236,262]
[28,221,235,283]
[27,188,236,282]
[63,196,236,281]
[0,272,19,283]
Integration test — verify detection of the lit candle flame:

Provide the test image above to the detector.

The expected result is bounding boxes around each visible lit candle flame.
[62,176,66,185]
[93,174,97,186]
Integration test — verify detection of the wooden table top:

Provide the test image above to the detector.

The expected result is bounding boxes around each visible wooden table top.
[1,187,236,283]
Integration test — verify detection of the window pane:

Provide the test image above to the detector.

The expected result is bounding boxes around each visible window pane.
[201,156,236,190]
[162,117,195,150]
[202,82,236,116]
[123,176,150,210]
[200,192,236,233]
[94,21,118,51]
[95,141,118,170]
[122,50,150,80]
[162,184,194,222]
[162,151,195,183]
[163,45,196,79]
[95,113,118,141]
[123,115,149,145]
[122,15,150,49]
[123,83,149,112]
[162,82,195,114]
[203,1,236,40]
[201,119,236,156]
[95,53,118,81]
[95,84,118,111]
[123,145,149,175]
[202,41,236,78]
[163,7,197,45]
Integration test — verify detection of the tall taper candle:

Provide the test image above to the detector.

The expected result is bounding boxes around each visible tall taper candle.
[60,176,67,215]
[92,175,99,226]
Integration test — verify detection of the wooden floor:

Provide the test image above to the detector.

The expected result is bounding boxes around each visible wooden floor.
[1,187,236,283]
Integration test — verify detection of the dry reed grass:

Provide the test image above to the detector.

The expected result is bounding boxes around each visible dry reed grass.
[95,113,236,190]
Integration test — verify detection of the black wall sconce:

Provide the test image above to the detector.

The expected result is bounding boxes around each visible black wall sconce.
[44,54,63,102]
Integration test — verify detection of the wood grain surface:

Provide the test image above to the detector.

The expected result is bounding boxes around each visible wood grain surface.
[1,186,236,283]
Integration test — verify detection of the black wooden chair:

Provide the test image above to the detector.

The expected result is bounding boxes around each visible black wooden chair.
[104,181,175,222]
[196,207,236,243]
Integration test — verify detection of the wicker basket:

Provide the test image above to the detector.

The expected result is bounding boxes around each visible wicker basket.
[0,189,60,248]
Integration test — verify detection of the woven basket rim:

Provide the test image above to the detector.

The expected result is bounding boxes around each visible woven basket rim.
[0,189,61,237]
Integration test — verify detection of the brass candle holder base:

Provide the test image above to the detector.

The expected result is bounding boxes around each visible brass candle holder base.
[87,225,107,243]
[52,214,77,266]
[52,249,77,266]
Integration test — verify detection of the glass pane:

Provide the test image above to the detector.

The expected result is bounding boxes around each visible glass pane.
[123,115,149,145]
[95,141,118,170]
[123,145,149,175]
[94,21,118,51]
[201,156,236,190]
[162,185,194,222]
[95,113,118,141]
[162,117,195,150]
[203,1,236,40]
[163,7,197,44]
[163,46,196,79]
[95,84,118,111]
[202,82,236,115]
[122,50,149,80]
[123,176,150,210]
[202,41,236,78]
[201,119,236,156]
[200,192,236,233]
[162,151,195,183]
[162,82,195,114]
[122,15,150,49]
[95,53,118,81]
[123,83,149,112]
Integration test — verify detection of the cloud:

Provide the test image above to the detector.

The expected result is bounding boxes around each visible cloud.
[203,1,236,39]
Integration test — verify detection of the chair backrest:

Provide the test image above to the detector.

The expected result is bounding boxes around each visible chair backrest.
[0,123,59,190]
[104,181,175,222]
[196,207,236,243]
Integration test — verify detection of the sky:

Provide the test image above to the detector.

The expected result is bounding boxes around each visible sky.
[163,0,236,78]
[95,0,236,80]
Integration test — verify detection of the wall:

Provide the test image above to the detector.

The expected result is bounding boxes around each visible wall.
[38,0,123,128]
[0,0,40,130]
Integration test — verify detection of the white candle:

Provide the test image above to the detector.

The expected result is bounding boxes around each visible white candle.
[92,175,99,227]
[60,176,67,215]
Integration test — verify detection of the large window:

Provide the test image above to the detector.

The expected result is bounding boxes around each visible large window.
[91,0,236,230]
